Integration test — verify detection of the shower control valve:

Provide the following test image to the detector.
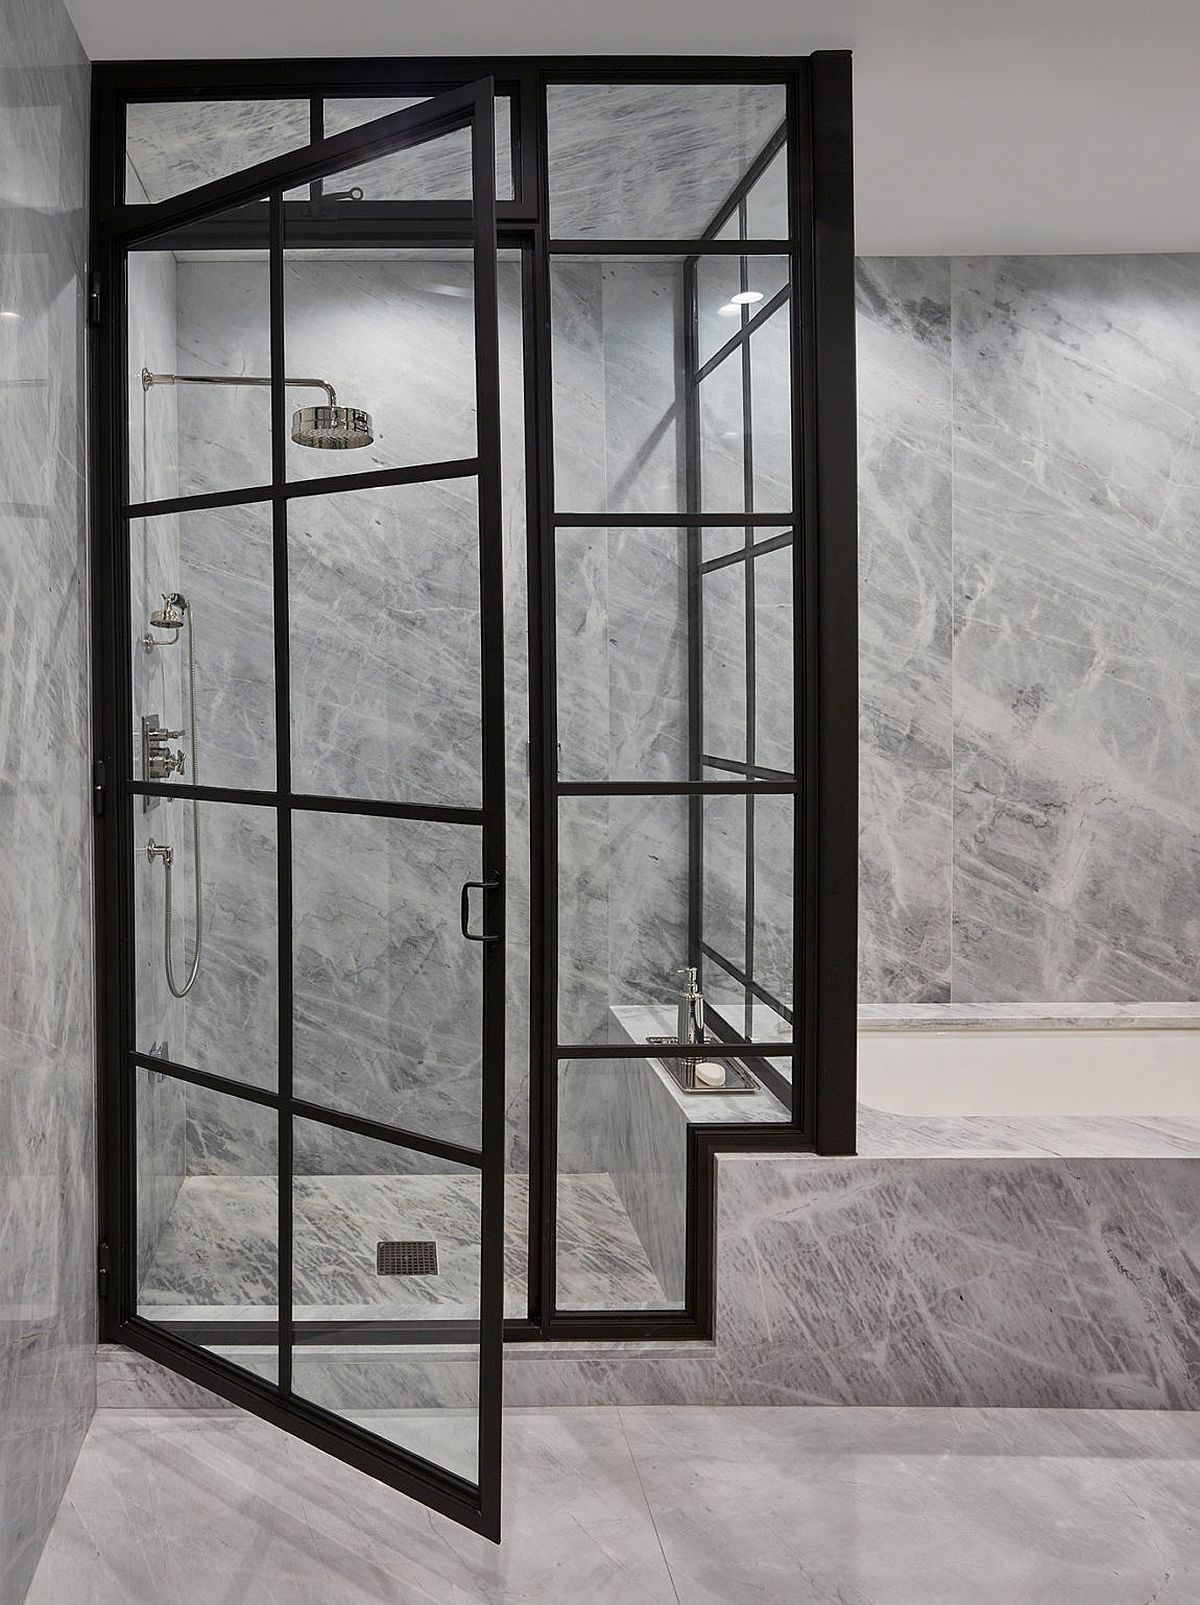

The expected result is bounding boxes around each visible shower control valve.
[147,744,186,781]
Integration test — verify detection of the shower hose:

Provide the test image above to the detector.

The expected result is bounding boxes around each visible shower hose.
[163,601,204,999]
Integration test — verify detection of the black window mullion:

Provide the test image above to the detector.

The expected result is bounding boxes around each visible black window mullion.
[308,97,323,203]
[740,197,758,1044]
[269,190,294,1395]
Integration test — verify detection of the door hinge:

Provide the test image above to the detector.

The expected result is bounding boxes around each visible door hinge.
[87,269,102,327]
[97,1239,111,1296]
[93,759,106,817]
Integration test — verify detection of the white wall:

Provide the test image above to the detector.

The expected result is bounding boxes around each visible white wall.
[65,0,1200,256]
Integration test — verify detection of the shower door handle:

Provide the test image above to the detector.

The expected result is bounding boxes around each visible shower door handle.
[460,875,501,943]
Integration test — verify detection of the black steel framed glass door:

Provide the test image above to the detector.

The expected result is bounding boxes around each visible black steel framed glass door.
[94,81,507,1539]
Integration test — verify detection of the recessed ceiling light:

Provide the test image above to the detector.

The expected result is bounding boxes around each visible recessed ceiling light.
[717,302,741,316]
[0,310,20,320]
[730,290,764,305]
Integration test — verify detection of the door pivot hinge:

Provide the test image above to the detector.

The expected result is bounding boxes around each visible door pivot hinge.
[93,759,105,817]
[97,1239,111,1296]
[87,269,102,327]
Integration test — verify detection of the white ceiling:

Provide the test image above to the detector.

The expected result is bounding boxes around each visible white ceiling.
[65,0,1200,255]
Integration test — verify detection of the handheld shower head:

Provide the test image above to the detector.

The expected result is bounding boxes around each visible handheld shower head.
[291,404,374,450]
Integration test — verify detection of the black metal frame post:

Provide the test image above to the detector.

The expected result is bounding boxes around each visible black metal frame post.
[90,49,857,1521]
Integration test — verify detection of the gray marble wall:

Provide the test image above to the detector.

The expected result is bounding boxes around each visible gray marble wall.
[858,254,1200,1005]
[0,0,92,1598]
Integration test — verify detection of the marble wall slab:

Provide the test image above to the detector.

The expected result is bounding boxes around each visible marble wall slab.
[0,0,92,1597]
[105,1143,1200,1415]
[857,257,954,1004]
[858,253,1200,1003]
[710,1152,1200,1408]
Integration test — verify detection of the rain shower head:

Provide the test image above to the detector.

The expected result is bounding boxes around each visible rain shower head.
[291,403,374,450]
[142,369,375,451]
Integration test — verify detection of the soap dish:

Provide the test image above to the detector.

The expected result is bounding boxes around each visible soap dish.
[653,1053,759,1095]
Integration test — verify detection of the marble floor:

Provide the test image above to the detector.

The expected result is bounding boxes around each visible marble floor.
[140,1171,667,1323]
[29,1404,1200,1603]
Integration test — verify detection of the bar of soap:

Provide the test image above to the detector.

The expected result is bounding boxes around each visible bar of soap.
[694,1061,726,1088]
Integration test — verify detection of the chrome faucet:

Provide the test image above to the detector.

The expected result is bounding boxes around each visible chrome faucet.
[676,966,705,1048]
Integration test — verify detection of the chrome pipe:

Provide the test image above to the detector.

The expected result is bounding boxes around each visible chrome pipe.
[141,368,337,406]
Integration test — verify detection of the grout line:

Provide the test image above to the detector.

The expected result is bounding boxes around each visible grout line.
[617,1406,684,1605]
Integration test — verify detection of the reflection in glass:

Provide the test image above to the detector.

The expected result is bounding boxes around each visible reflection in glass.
[555,525,689,783]
[292,812,483,1151]
[695,255,788,366]
[558,793,690,1045]
[292,1116,482,1485]
[125,99,310,203]
[322,94,515,200]
[288,480,482,807]
[135,1075,278,1382]
[755,541,795,774]
[702,560,748,765]
[546,82,787,238]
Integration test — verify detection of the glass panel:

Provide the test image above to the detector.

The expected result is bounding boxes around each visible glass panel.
[558,793,690,1045]
[748,302,792,511]
[125,99,310,204]
[546,82,788,239]
[281,237,477,485]
[129,216,271,501]
[292,812,483,1152]
[702,525,746,564]
[744,142,789,239]
[135,1074,278,1381]
[555,526,689,783]
[755,540,795,773]
[288,480,482,807]
[322,94,515,200]
[697,350,746,514]
[130,504,275,794]
[134,797,278,1091]
[701,787,747,978]
[292,1116,481,1485]
[556,1057,686,1311]
[695,256,789,366]
[550,258,685,514]
[753,793,794,1018]
[702,558,748,765]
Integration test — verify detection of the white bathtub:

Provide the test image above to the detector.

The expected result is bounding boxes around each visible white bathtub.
[857,1004,1200,1118]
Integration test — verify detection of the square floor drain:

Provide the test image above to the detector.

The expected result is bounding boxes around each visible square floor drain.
[376,1240,439,1277]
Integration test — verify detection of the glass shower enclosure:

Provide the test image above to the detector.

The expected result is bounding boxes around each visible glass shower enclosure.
[90,57,856,1542]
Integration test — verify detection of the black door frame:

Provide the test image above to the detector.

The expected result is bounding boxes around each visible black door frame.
[90,45,857,1463]
[92,81,509,1538]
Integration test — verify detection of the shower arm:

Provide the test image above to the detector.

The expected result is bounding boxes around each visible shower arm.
[141,369,337,407]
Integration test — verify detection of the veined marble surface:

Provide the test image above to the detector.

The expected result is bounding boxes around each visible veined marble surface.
[0,0,92,1598]
[30,1406,1200,1604]
[137,1170,666,1324]
[125,94,515,209]
[546,82,785,240]
[860,1000,1200,1030]
[858,253,1200,1005]
[712,1151,1200,1409]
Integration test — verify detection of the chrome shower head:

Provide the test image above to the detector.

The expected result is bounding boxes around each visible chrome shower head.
[291,404,374,450]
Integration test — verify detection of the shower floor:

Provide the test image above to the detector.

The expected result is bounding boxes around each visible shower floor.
[138,1170,669,1322]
